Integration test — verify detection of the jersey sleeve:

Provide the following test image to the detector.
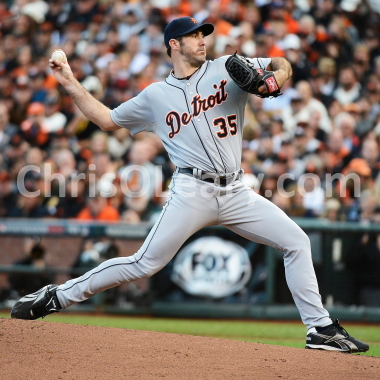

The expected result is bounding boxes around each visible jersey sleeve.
[245,57,272,70]
[110,88,156,136]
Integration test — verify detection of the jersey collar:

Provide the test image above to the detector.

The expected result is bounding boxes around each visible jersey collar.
[166,61,208,87]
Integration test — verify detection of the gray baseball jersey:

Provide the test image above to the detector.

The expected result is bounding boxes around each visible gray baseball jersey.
[56,55,332,330]
[110,56,270,173]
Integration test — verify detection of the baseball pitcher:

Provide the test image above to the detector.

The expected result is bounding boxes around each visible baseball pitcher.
[11,17,368,353]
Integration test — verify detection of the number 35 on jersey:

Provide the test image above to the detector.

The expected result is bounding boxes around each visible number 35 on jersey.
[166,79,238,140]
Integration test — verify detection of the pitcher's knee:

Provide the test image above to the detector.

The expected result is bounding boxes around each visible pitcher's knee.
[298,229,311,250]
[282,227,310,258]
[289,227,310,252]
[136,261,163,279]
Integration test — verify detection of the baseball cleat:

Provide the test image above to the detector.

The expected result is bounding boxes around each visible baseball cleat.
[305,319,369,353]
[11,284,61,320]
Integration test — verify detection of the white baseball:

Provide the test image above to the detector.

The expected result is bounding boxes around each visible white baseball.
[51,50,67,63]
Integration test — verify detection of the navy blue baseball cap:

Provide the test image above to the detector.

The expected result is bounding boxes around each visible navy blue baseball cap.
[164,17,214,48]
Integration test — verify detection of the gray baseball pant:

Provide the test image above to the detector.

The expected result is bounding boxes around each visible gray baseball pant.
[57,173,331,329]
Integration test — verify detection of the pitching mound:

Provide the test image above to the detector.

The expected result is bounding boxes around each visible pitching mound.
[1,318,379,379]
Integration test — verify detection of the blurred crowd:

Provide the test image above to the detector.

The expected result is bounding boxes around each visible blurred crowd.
[0,0,380,224]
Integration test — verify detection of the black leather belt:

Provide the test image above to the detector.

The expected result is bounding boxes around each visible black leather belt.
[177,167,242,187]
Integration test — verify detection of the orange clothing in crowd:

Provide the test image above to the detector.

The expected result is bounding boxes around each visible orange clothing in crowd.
[267,44,285,58]
[330,146,350,168]
[213,19,233,36]
[44,74,58,89]
[76,205,120,221]
[283,13,299,34]
[137,78,156,92]
[21,119,50,146]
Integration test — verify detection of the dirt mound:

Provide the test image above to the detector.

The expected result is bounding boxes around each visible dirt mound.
[0,318,379,380]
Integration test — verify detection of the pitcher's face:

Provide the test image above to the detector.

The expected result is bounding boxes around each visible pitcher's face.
[179,30,207,68]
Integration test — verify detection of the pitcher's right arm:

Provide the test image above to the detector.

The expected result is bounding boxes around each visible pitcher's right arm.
[49,58,120,132]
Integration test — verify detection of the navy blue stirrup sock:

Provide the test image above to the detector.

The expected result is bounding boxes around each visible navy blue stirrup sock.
[315,324,333,333]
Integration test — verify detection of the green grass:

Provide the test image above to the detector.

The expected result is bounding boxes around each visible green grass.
[2,312,380,357]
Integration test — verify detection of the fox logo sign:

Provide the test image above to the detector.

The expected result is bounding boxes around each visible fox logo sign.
[171,236,251,298]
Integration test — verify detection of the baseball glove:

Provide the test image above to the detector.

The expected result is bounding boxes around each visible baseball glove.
[225,52,281,98]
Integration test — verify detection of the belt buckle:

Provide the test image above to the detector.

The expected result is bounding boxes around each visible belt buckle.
[216,173,232,187]
[200,171,238,187]
[200,172,216,184]
[218,177,227,187]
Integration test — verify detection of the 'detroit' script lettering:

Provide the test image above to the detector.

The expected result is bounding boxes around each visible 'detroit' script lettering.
[166,80,228,139]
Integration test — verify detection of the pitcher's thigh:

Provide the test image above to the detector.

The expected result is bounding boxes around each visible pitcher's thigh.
[135,190,219,272]
[223,192,309,253]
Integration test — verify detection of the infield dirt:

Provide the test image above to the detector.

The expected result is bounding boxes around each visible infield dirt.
[1,318,379,379]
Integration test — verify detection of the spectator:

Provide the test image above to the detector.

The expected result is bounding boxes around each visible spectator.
[361,138,380,179]
[297,80,332,133]
[11,45,33,79]
[297,14,325,64]
[53,148,77,179]
[288,186,307,217]
[316,57,337,98]
[333,66,362,105]
[70,239,118,277]
[21,102,50,149]
[322,198,342,222]
[119,139,159,199]
[108,128,133,160]
[76,192,120,222]
[271,190,291,214]
[324,129,350,174]
[352,43,371,83]
[326,15,356,67]
[0,174,18,216]
[10,79,33,126]
[7,192,51,218]
[44,0,69,31]
[333,112,360,154]
[261,29,285,58]
[29,71,48,103]
[359,190,377,224]
[33,21,54,57]
[0,102,18,152]
[25,146,44,167]
[121,193,160,223]
[139,22,164,55]
[305,114,326,145]
[68,0,101,25]
[117,8,147,45]
[282,33,312,84]
[43,92,67,133]
[312,0,335,27]
[293,126,308,159]
[364,28,380,63]
[282,81,332,134]
[301,174,325,217]
[54,178,85,218]
[343,160,373,219]
[355,97,376,137]
[347,226,380,307]
[8,239,55,297]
